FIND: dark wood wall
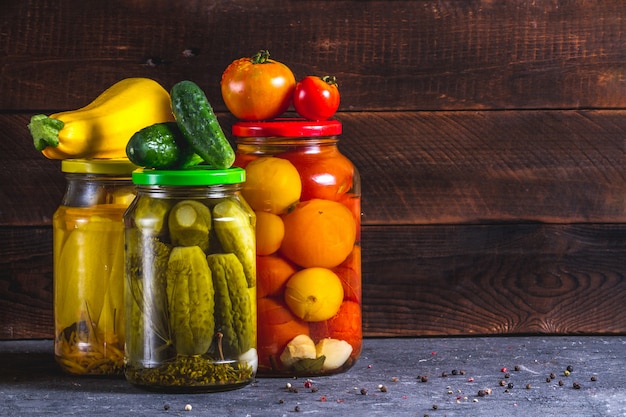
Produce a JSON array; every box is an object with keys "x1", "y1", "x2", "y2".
[{"x1": 1, "y1": 0, "x2": 625, "y2": 339}]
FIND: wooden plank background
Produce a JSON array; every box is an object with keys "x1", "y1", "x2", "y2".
[{"x1": 1, "y1": 0, "x2": 625, "y2": 339}]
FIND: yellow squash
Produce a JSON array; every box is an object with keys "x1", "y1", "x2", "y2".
[{"x1": 29, "y1": 78, "x2": 175, "y2": 159}]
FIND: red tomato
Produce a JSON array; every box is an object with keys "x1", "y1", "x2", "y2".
[
  {"x1": 293, "y1": 75, "x2": 340, "y2": 121},
  {"x1": 221, "y1": 50, "x2": 296, "y2": 121},
  {"x1": 278, "y1": 145, "x2": 353, "y2": 201}
]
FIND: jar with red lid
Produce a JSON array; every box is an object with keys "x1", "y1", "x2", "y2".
[{"x1": 233, "y1": 118, "x2": 361, "y2": 376}]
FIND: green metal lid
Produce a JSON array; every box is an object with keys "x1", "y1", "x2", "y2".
[
  {"x1": 132, "y1": 166, "x2": 246, "y2": 186},
  {"x1": 61, "y1": 158, "x2": 137, "y2": 175}
]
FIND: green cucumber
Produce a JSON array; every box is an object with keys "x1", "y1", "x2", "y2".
[
  {"x1": 170, "y1": 80, "x2": 235, "y2": 169},
  {"x1": 126, "y1": 122, "x2": 203, "y2": 169}
]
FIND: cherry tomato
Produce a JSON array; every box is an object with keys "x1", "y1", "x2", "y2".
[
  {"x1": 293, "y1": 75, "x2": 340, "y2": 121},
  {"x1": 221, "y1": 50, "x2": 296, "y2": 121}
]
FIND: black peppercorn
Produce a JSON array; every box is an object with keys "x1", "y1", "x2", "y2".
[
  {"x1": 441, "y1": 371, "x2": 448, "y2": 377},
  {"x1": 507, "y1": 382, "x2": 514, "y2": 389},
  {"x1": 294, "y1": 405, "x2": 301, "y2": 412},
  {"x1": 514, "y1": 365, "x2": 520, "y2": 371},
  {"x1": 451, "y1": 369, "x2": 458, "y2": 375},
  {"x1": 558, "y1": 380, "x2": 564, "y2": 386},
  {"x1": 550, "y1": 373, "x2": 556, "y2": 379},
  {"x1": 573, "y1": 382, "x2": 581, "y2": 389},
  {"x1": 499, "y1": 380, "x2": 507, "y2": 386},
  {"x1": 360, "y1": 388, "x2": 368, "y2": 395},
  {"x1": 504, "y1": 373, "x2": 511, "y2": 378},
  {"x1": 460, "y1": 370, "x2": 466, "y2": 375},
  {"x1": 432, "y1": 404, "x2": 438, "y2": 410},
  {"x1": 591, "y1": 376, "x2": 597, "y2": 382},
  {"x1": 478, "y1": 389, "x2": 486, "y2": 397},
  {"x1": 525, "y1": 383, "x2": 531, "y2": 389},
  {"x1": 567, "y1": 365, "x2": 574, "y2": 372},
  {"x1": 421, "y1": 375, "x2": 429, "y2": 382}
]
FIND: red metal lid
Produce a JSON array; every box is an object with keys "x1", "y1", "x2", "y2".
[{"x1": 232, "y1": 118, "x2": 342, "y2": 137}]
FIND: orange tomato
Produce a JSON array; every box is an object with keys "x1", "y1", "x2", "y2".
[
  {"x1": 333, "y1": 246, "x2": 361, "y2": 304},
  {"x1": 310, "y1": 301, "x2": 362, "y2": 356},
  {"x1": 221, "y1": 50, "x2": 296, "y2": 121},
  {"x1": 337, "y1": 192, "x2": 361, "y2": 241},
  {"x1": 255, "y1": 211, "x2": 285, "y2": 256},
  {"x1": 256, "y1": 255, "x2": 298, "y2": 298},
  {"x1": 280, "y1": 199, "x2": 356, "y2": 268},
  {"x1": 278, "y1": 147, "x2": 353, "y2": 201},
  {"x1": 257, "y1": 297, "x2": 310, "y2": 370}
]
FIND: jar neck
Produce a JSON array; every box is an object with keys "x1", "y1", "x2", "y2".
[
  {"x1": 135, "y1": 183, "x2": 242, "y2": 199},
  {"x1": 235, "y1": 136, "x2": 339, "y2": 156},
  {"x1": 63, "y1": 173, "x2": 133, "y2": 207}
]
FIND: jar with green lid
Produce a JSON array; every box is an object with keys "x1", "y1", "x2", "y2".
[
  {"x1": 53, "y1": 158, "x2": 137, "y2": 376},
  {"x1": 124, "y1": 167, "x2": 257, "y2": 392},
  {"x1": 233, "y1": 118, "x2": 362, "y2": 377}
]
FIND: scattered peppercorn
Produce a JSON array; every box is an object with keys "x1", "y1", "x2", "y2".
[
  {"x1": 514, "y1": 365, "x2": 521, "y2": 371},
  {"x1": 507, "y1": 382, "x2": 514, "y2": 389},
  {"x1": 441, "y1": 371, "x2": 448, "y2": 377},
  {"x1": 558, "y1": 380, "x2": 564, "y2": 386},
  {"x1": 460, "y1": 370, "x2": 466, "y2": 375},
  {"x1": 504, "y1": 373, "x2": 511, "y2": 378},
  {"x1": 573, "y1": 382, "x2": 581, "y2": 389},
  {"x1": 499, "y1": 380, "x2": 507, "y2": 386},
  {"x1": 452, "y1": 369, "x2": 458, "y2": 375},
  {"x1": 378, "y1": 384, "x2": 388, "y2": 392},
  {"x1": 421, "y1": 375, "x2": 429, "y2": 382},
  {"x1": 564, "y1": 370, "x2": 571, "y2": 377},
  {"x1": 294, "y1": 405, "x2": 301, "y2": 412},
  {"x1": 303, "y1": 379, "x2": 313, "y2": 389},
  {"x1": 184, "y1": 404, "x2": 192, "y2": 411},
  {"x1": 278, "y1": 399, "x2": 285, "y2": 404},
  {"x1": 391, "y1": 376, "x2": 399, "y2": 382},
  {"x1": 163, "y1": 404, "x2": 170, "y2": 411},
  {"x1": 501, "y1": 367, "x2": 507, "y2": 373},
  {"x1": 526, "y1": 383, "x2": 532, "y2": 389},
  {"x1": 478, "y1": 389, "x2": 486, "y2": 397},
  {"x1": 432, "y1": 404, "x2": 438, "y2": 410},
  {"x1": 567, "y1": 365, "x2": 574, "y2": 372},
  {"x1": 591, "y1": 376, "x2": 597, "y2": 382},
  {"x1": 311, "y1": 386, "x2": 319, "y2": 393},
  {"x1": 360, "y1": 388, "x2": 368, "y2": 395}
]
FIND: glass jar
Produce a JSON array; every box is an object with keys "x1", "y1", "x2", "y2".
[
  {"x1": 233, "y1": 118, "x2": 362, "y2": 377},
  {"x1": 53, "y1": 158, "x2": 137, "y2": 376},
  {"x1": 124, "y1": 167, "x2": 257, "y2": 392}
]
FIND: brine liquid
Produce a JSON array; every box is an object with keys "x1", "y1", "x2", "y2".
[{"x1": 53, "y1": 204, "x2": 128, "y2": 376}]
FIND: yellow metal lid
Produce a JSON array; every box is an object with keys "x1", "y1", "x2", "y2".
[{"x1": 61, "y1": 159, "x2": 138, "y2": 175}]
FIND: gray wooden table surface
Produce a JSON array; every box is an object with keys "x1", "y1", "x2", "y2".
[{"x1": 2, "y1": 336, "x2": 625, "y2": 417}]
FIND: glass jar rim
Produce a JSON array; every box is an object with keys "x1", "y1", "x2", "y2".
[
  {"x1": 232, "y1": 118, "x2": 342, "y2": 137},
  {"x1": 131, "y1": 166, "x2": 245, "y2": 186}
]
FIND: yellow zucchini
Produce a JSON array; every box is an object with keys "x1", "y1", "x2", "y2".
[{"x1": 28, "y1": 78, "x2": 175, "y2": 159}]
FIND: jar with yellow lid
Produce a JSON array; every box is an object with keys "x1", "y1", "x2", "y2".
[
  {"x1": 233, "y1": 119, "x2": 362, "y2": 377},
  {"x1": 123, "y1": 167, "x2": 257, "y2": 392},
  {"x1": 52, "y1": 158, "x2": 136, "y2": 376}
]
